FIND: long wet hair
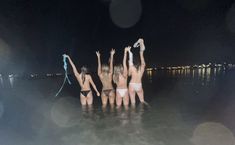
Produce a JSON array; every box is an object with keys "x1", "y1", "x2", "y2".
[
  {"x1": 133, "y1": 58, "x2": 141, "y2": 71},
  {"x1": 81, "y1": 66, "x2": 88, "y2": 84},
  {"x1": 113, "y1": 64, "x2": 124, "y2": 84},
  {"x1": 101, "y1": 64, "x2": 110, "y2": 75}
]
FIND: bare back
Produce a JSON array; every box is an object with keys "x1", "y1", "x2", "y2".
[
  {"x1": 99, "y1": 73, "x2": 113, "y2": 89},
  {"x1": 129, "y1": 65, "x2": 145, "y2": 83},
  {"x1": 75, "y1": 74, "x2": 92, "y2": 90}
]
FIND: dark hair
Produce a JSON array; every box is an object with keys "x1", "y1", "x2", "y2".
[
  {"x1": 133, "y1": 58, "x2": 141, "y2": 71},
  {"x1": 81, "y1": 66, "x2": 88, "y2": 84}
]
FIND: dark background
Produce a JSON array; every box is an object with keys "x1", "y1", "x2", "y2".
[{"x1": 0, "y1": 0, "x2": 235, "y2": 73}]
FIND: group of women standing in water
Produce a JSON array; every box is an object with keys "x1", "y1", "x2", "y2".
[{"x1": 64, "y1": 38, "x2": 147, "y2": 108}]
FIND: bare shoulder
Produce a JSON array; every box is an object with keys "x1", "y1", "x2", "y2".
[
  {"x1": 87, "y1": 74, "x2": 92, "y2": 80},
  {"x1": 99, "y1": 73, "x2": 103, "y2": 78}
]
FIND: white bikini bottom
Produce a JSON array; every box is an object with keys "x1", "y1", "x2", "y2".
[
  {"x1": 116, "y1": 88, "x2": 128, "y2": 97},
  {"x1": 129, "y1": 83, "x2": 142, "y2": 91}
]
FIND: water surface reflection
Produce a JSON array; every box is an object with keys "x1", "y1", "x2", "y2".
[{"x1": 0, "y1": 68, "x2": 234, "y2": 145}]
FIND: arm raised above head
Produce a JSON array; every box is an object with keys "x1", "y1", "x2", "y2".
[
  {"x1": 96, "y1": 51, "x2": 102, "y2": 76},
  {"x1": 140, "y1": 51, "x2": 146, "y2": 73},
  {"x1": 123, "y1": 46, "x2": 131, "y2": 77},
  {"x1": 128, "y1": 48, "x2": 134, "y2": 76},
  {"x1": 139, "y1": 39, "x2": 146, "y2": 73},
  {"x1": 65, "y1": 55, "x2": 80, "y2": 76},
  {"x1": 109, "y1": 48, "x2": 115, "y2": 75}
]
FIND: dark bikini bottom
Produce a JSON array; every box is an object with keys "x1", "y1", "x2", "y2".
[
  {"x1": 102, "y1": 89, "x2": 114, "y2": 97},
  {"x1": 80, "y1": 90, "x2": 91, "y2": 97}
]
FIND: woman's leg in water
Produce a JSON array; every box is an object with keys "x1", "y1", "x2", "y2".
[
  {"x1": 101, "y1": 92, "x2": 108, "y2": 108},
  {"x1": 116, "y1": 91, "x2": 122, "y2": 108},
  {"x1": 86, "y1": 93, "x2": 93, "y2": 105},
  {"x1": 123, "y1": 91, "x2": 129, "y2": 109},
  {"x1": 109, "y1": 90, "x2": 115, "y2": 107},
  {"x1": 129, "y1": 85, "x2": 136, "y2": 106},
  {"x1": 136, "y1": 88, "x2": 145, "y2": 103},
  {"x1": 80, "y1": 94, "x2": 87, "y2": 105}
]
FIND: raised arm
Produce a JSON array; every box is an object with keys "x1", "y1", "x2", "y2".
[
  {"x1": 128, "y1": 48, "x2": 134, "y2": 76},
  {"x1": 139, "y1": 39, "x2": 146, "y2": 73},
  {"x1": 123, "y1": 46, "x2": 130, "y2": 77},
  {"x1": 96, "y1": 51, "x2": 102, "y2": 76},
  {"x1": 89, "y1": 75, "x2": 100, "y2": 96},
  {"x1": 109, "y1": 48, "x2": 115, "y2": 75},
  {"x1": 65, "y1": 55, "x2": 80, "y2": 76}
]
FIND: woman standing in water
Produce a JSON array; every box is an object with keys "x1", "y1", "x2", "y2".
[
  {"x1": 65, "y1": 55, "x2": 100, "y2": 105},
  {"x1": 128, "y1": 38, "x2": 148, "y2": 106},
  {"x1": 113, "y1": 46, "x2": 130, "y2": 108},
  {"x1": 96, "y1": 49, "x2": 115, "y2": 108}
]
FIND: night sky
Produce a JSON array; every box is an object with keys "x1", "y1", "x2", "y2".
[{"x1": 0, "y1": 0, "x2": 235, "y2": 73}]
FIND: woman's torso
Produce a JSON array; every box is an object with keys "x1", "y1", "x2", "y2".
[
  {"x1": 130, "y1": 69, "x2": 143, "y2": 83},
  {"x1": 116, "y1": 74, "x2": 127, "y2": 89},
  {"x1": 100, "y1": 74, "x2": 113, "y2": 90},
  {"x1": 76, "y1": 74, "x2": 91, "y2": 91}
]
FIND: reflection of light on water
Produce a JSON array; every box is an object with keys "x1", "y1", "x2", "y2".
[
  {"x1": 183, "y1": 69, "x2": 186, "y2": 76},
  {"x1": 214, "y1": 68, "x2": 217, "y2": 76},
  {"x1": 191, "y1": 122, "x2": 235, "y2": 145},
  {"x1": 177, "y1": 70, "x2": 181, "y2": 76},
  {"x1": 198, "y1": 69, "x2": 202, "y2": 79},
  {"x1": 192, "y1": 69, "x2": 195, "y2": 78},
  {"x1": 206, "y1": 68, "x2": 211, "y2": 82},
  {"x1": 201, "y1": 68, "x2": 205, "y2": 80},
  {"x1": 9, "y1": 74, "x2": 14, "y2": 88},
  {"x1": 152, "y1": 67, "x2": 226, "y2": 85},
  {"x1": 147, "y1": 70, "x2": 152, "y2": 77},
  {"x1": 186, "y1": 69, "x2": 190, "y2": 77},
  {"x1": 218, "y1": 67, "x2": 222, "y2": 75},
  {"x1": 172, "y1": 70, "x2": 176, "y2": 76},
  {"x1": 146, "y1": 70, "x2": 153, "y2": 82}
]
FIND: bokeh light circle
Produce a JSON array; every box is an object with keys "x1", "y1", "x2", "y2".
[
  {"x1": 109, "y1": 0, "x2": 142, "y2": 28},
  {"x1": 191, "y1": 122, "x2": 235, "y2": 145},
  {"x1": 51, "y1": 97, "x2": 81, "y2": 128},
  {"x1": 177, "y1": 0, "x2": 210, "y2": 11},
  {"x1": 226, "y1": 3, "x2": 235, "y2": 33}
]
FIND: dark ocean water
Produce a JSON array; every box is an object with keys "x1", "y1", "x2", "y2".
[{"x1": 0, "y1": 68, "x2": 235, "y2": 145}]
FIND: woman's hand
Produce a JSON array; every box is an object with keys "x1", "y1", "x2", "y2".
[
  {"x1": 63, "y1": 54, "x2": 70, "y2": 59},
  {"x1": 125, "y1": 46, "x2": 131, "y2": 52},
  {"x1": 138, "y1": 38, "x2": 144, "y2": 44},
  {"x1": 96, "y1": 51, "x2": 100, "y2": 57},
  {"x1": 96, "y1": 92, "x2": 100, "y2": 97},
  {"x1": 110, "y1": 48, "x2": 115, "y2": 55}
]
